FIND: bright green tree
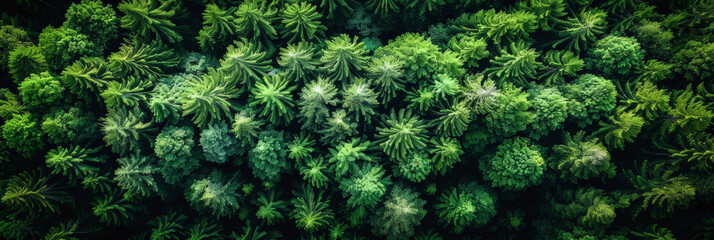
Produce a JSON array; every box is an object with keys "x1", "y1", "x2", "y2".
[
  {"x1": 320, "y1": 34, "x2": 369, "y2": 81},
  {"x1": 118, "y1": 0, "x2": 184, "y2": 43},
  {"x1": 249, "y1": 75, "x2": 297, "y2": 125},
  {"x1": 280, "y1": 2, "x2": 326, "y2": 43},
  {"x1": 553, "y1": 131, "x2": 615, "y2": 182},
  {"x1": 179, "y1": 69, "x2": 240, "y2": 128},
  {"x1": 108, "y1": 41, "x2": 179, "y2": 79},
  {"x1": 7, "y1": 45, "x2": 47, "y2": 84},
  {"x1": 339, "y1": 163, "x2": 392, "y2": 208},
  {"x1": 434, "y1": 183, "x2": 497, "y2": 233},
  {"x1": 18, "y1": 72, "x2": 64, "y2": 109},
  {"x1": 480, "y1": 137, "x2": 545, "y2": 191},
  {"x1": 376, "y1": 109, "x2": 429, "y2": 160},
  {"x1": 101, "y1": 107, "x2": 151, "y2": 155},
  {"x1": 1, "y1": 113, "x2": 44, "y2": 158},
  {"x1": 369, "y1": 186, "x2": 427, "y2": 240}
]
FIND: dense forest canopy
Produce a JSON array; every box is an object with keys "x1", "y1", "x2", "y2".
[{"x1": 1, "y1": 0, "x2": 713, "y2": 239}]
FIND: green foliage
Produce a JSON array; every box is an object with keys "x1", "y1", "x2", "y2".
[
  {"x1": 219, "y1": 40, "x2": 271, "y2": 88},
  {"x1": 529, "y1": 87, "x2": 569, "y2": 139},
  {"x1": 200, "y1": 122, "x2": 238, "y2": 164},
  {"x1": 430, "y1": 102, "x2": 471, "y2": 137},
  {"x1": 319, "y1": 110, "x2": 357, "y2": 145},
  {"x1": 109, "y1": 41, "x2": 179, "y2": 79},
  {"x1": 280, "y1": 2, "x2": 326, "y2": 43},
  {"x1": 434, "y1": 184, "x2": 497, "y2": 233},
  {"x1": 155, "y1": 126, "x2": 199, "y2": 184},
  {"x1": 101, "y1": 107, "x2": 151, "y2": 155},
  {"x1": 62, "y1": 0, "x2": 119, "y2": 47},
  {"x1": 553, "y1": 131, "x2": 614, "y2": 182},
  {"x1": 635, "y1": 20, "x2": 673, "y2": 60},
  {"x1": 299, "y1": 157, "x2": 330, "y2": 188},
  {"x1": 253, "y1": 190, "x2": 289, "y2": 225},
  {"x1": 320, "y1": 34, "x2": 368, "y2": 81},
  {"x1": 61, "y1": 58, "x2": 114, "y2": 100},
  {"x1": 101, "y1": 76, "x2": 153, "y2": 110},
  {"x1": 595, "y1": 108, "x2": 644, "y2": 150},
  {"x1": 197, "y1": 4, "x2": 237, "y2": 52},
  {"x1": 91, "y1": 192, "x2": 136, "y2": 225},
  {"x1": 484, "y1": 84, "x2": 534, "y2": 138},
  {"x1": 374, "y1": 33, "x2": 461, "y2": 81},
  {"x1": 339, "y1": 163, "x2": 392, "y2": 208},
  {"x1": 278, "y1": 42, "x2": 318, "y2": 83},
  {"x1": 626, "y1": 161, "x2": 696, "y2": 218},
  {"x1": 365, "y1": 0, "x2": 399, "y2": 17},
  {"x1": 114, "y1": 153, "x2": 160, "y2": 198},
  {"x1": 431, "y1": 73, "x2": 460, "y2": 102},
  {"x1": 631, "y1": 224, "x2": 676, "y2": 240},
  {"x1": 458, "y1": 74, "x2": 500, "y2": 115},
  {"x1": 481, "y1": 137, "x2": 545, "y2": 191},
  {"x1": 429, "y1": 137, "x2": 464, "y2": 175},
  {"x1": 447, "y1": 34, "x2": 489, "y2": 68},
  {"x1": 668, "y1": 132, "x2": 714, "y2": 171},
  {"x1": 0, "y1": 25, "x2": 32, "y2": 71},
  {"x1": 370, "y1": 186, "x2": 427, "y2": 240},
  {"x1": 666, "y1": 85, "x2": 713, "y2": 135},
  {"x1": 552, "y1": 188, "x2": 617, "y2": 229},
  {"x1": 328, "y1": 137, "x2": 375, "y2": 179},
  {"x1": 396, "y1": 151, "x2": 432, "y2": 183},
  {"x1": 249, "y1": 74, "x2": 297, "y2": 125},
  {"x1": 298, "y1": 77, "x2": 338, "y2": 131},
  {"x1": 179, "y1": 69, "x2": 240, "y2": 128},
  {"x1": 148, "y1": 211, "x2": 187, "y2": 240},
  {"x1": 45, "y1": 146, "x2": 105, "y2": 183},
  {"x1": 586, "y1": 35, "x2": 644, "y2": 77},
  {"x1": 2, "y1": 113, "x2": 44, "y2": 158},
  {"x1": 0, "y1": 89, "x2": 24, "y2": 121},
  {"x1": 231, "y1": 110, "x2": 264, "y2": 150},
  {"x1": 38, "y1": 26, "x2": 100, "y2": 70},
  {"x1": 551, "y1": 8, "x2": 607, "y2": 53},
  {"x1": 288, "y1": 133, "x2": 315, "y2": 162},
  {"x1": 44, "y1": 222, "x2": 80, "y2": 240},
  {"x1": 7, "y1": 45, "x2": 48, "y2": 84},
  {"x1": 376, "y1": 109, "x2": 429, "y2": 160},
  {"x1": 235, "y1": 1, "x2": 277, "y2": 44},
  {"x1": 672, "y1": 40, "x2": 714, "y2": 81},
  {"x1": 518, "y1": 0, "x2": 566, "y2": 31},
  {"x1": 18, "y1": 72, "x2": 64, "y2": 109},
  {"x1": 118, "y1": 0, "x2": 184, "y2": 43},
  {"x1": 342, "y1": 79, "x2": 378, "y2": 124},
  {"x1": 186, "y1": 218, "x2": 223, "y2": 240},
  {"x1": 637, "y1": 60, "x2": 673, "y2": 83},
  {"x1": 290, "y1": 185, "x2": 334, "y2": 232},
  {"x1": 1, "y1": 171, "x2": 70, "y2": 214},
  {"x1": 625, "y1": 81, "x2": 671, "y2": 121},
  {"x1": 486, "y1": 41, "x2": 543, "y2": 87},
  {"x1": 149, "y1": 76, "x2": 185, "y2": 124},
  {"x1": 641, "y1": 176, "x2": 696, "y2": 214},
  {"x1": 181, "y1": 53, "x2": 218, "y2": 74},
  {"x1": 563, "y1": 74, "x2": 617, "y2": 127},
  {"x1": 406, "y1": 85, "x2": 436, "y2": 112},
  {"x1": 248, "y1": 130, "x2": 289, "y2": 182},
  {"x1": 186, "y1": 170, "x2": 242, "y2": 218},
  {"x1": 366, "y1": 55, "x2": 405, "y2": 104},
  {"x1": 538, "y1": 50, "x2": 584, "y2": 85},
  {"x1": 460, "y1": 9, "x2": 538, "y2": 44},
  {"x1": 401, "y1": 0, "x2": 444, "y2": 16}
]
